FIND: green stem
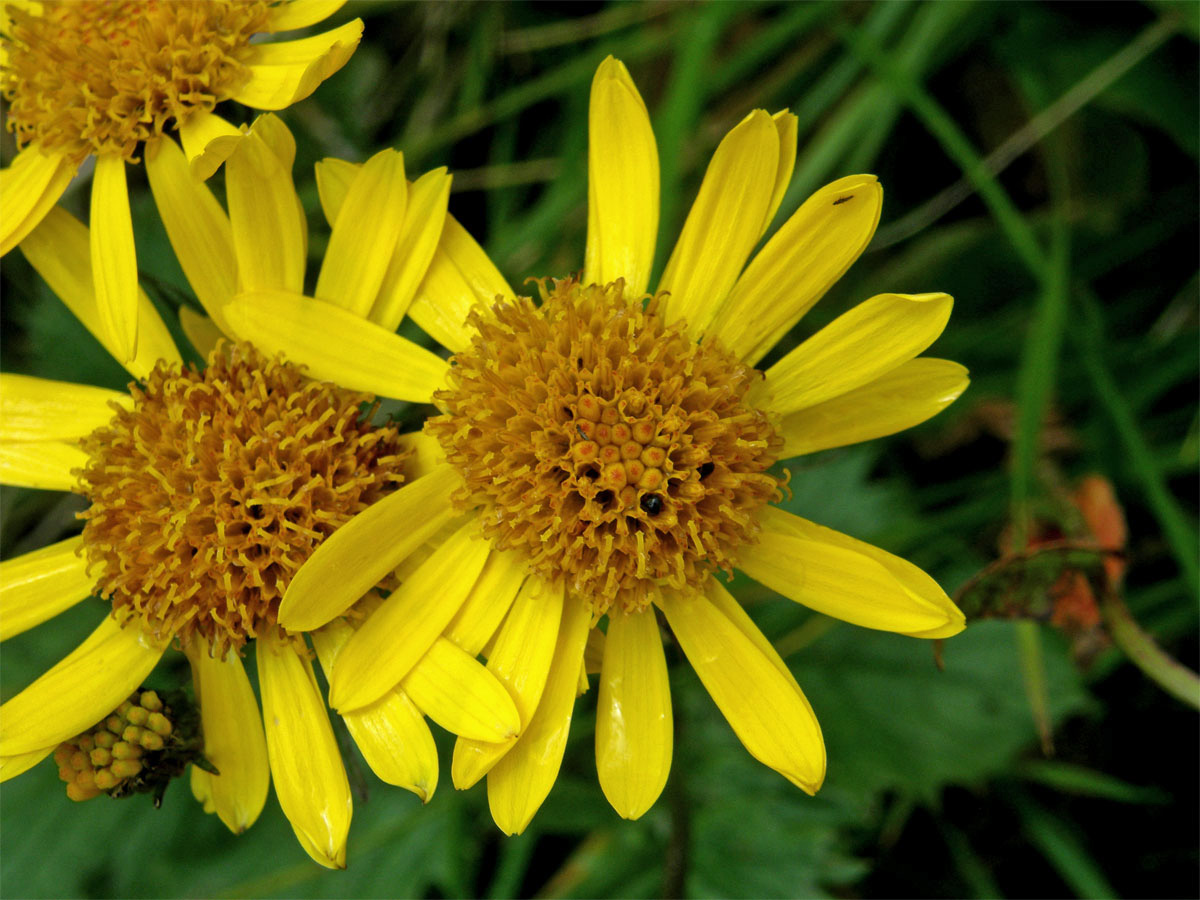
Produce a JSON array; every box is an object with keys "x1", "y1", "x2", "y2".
[{"x1": 1102, "y1": 589, "x2": 1200, "y2": 711}]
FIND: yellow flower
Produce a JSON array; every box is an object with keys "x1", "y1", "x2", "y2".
[
  {"x1": 252, "y1": 56, "x2": 972, "y2": 835},
  {"x1": 0, "y1": 0, "x2": 362, "y2": 363},
  {"x1": 0, "y1": 117, "x2": 518, "y2": 868},
  {"x1": 242, "y1": 55, "x2": 972, "y2": 830}
]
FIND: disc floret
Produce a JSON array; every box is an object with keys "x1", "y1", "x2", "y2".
[
  {"x1": 78, "y1": 343, "x2": 410, "y2": 657},
  {"x1": 428, "y1": 279, "x2": 784, "y2": 614}
]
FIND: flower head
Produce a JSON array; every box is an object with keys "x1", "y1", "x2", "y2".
[
  {"x1": 1, "y1": 0, "x2": 362, "y2": 363},
  {"x1": 0, "y1": 116, "x2": 516, "y2": 867},
  {"x1": 266, "y1": 57, "x2": 971, "y2": 834}
]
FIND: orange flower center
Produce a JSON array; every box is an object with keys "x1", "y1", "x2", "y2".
[
  {"x1": 2, "y1": 0, "x2": 271, "y2": 162},
  {"x1": 427, "y1": 279, "x2": 784, "y2": 615},
  {"x1": 77, "y1": 343, "x2": 410, "y2": 657}
]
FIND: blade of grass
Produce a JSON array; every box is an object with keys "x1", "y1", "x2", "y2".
[
  {"x1": 940, "y1": 821, "x2": 1005, "y2": 899},
  {"x1": 487, "y1": 832, "x2": 537, "y2": 900},
  {"x1": 1010, "y1": 791, "x2": 1119, "y2": 900},
  {"x1": 1015, "y1": 760, "x2": 1170, "y2": 805}
]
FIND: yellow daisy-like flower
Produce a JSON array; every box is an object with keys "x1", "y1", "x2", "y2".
[
  {"x1": 0, "y1": 117, "x2": 520, "y2": 868},
  {"x1": 0, "y1": 0, "x2": 362, "y2": 364},
  {"x1": 247, "y1": 57, "x2": 971, "y2": 835}
]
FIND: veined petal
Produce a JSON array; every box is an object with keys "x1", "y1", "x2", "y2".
[
  {"x1": 227, "y1": 130, "x2": 304, "y2": 294},
  {"x1": 0, "y1": 536, "x2": 94, "y2": 641},
  {"x1": 90, "y1": 155, "x2": 139, "y2": 363},
  {"x1": 740, "y1": 507, "x2": 965, "y2": 638},
  {"x1": 596, "y1": 607, "x2": 672, "y2": 820},
  {"x1": 658, "y1": 584, "x2": 825, "y2": 793},
  {"x1": 764, "y1": 110, "x2": 798, "y2": 234},
  {"x1": 410, "y1": 215, "x2": 512, "y2": 352},
  {"x1": 329, "y1": 519, "x2": 489, "y2": 712},
  {"x1": 369, "y1": 168, "x2": 453, "y2": 331},
  {"x1": 256, "y1": 632, "x2": 350, "y2": 869},
  {"x1": 402, "y1": 638, "x2": 520, "y2": 742},
  {"x1": 178, "y1": 307, "x2": 225, "y2": 359},
  {"x1": 658, "y1": 110, "x2": 781, "y2": 341},
  {"x1": 0, "y1": 615, "x2": 166, "y2": 756},
  {"x1": 223, "y1": 290, "x2": 449, "y2": 403},
  {"x1": 445, "y1": 548, "x2": 527, "y2": 656},
  {"x1": 185, "y1": 638, "x2": 269, "y2": 834},
  {"x1": 709, "y1": 175, "x2": 882, "y2": 365},
  {"x1": 779, "y1": 358, "x2": 969, "y2": 458},
  {"x1": 233, "y1": 19, "x2": 363, "y2": 110},
  {"x1": 144, "y1": 138, "x2": 237, "y2": 331},
  {"x1": 20, "y1": 207, "x2": 181, "y2": 379},
  {"x1": 0, "y1": 441, "x2": 89, "y2": 491},
  {"x1": 764, "y1": 293, "x2": 954, "y2": 416},
  {"x1": 315, "y1": 157, "x2": 359, "y2": 226},
  {"x1": 191, "y1": 766, "x2": 217, "y2": 813},
  {"x1": 267, "y1": 0, "x2": 347, "y2": 31},
  {"x1": 315, "y1": 149, "x2": 408, "y2": 317},
  {"x1": 451, "y1": 576, "x2": 563, "y2": 790},
  {"x1": 0, "y1": 373, "x2": 127, "y2": 442},
  {"x1": 178, "y1": 111, "x2": 242, "y2": 181},
  {"x1": 0, "y1": 746, "x2": 54, "y2": 783},
  {"x1": 313, "y1": 620, "x2": 438, "y2": 802},
  {"x1": 0, "y1": 145, "x2": 75, "y2": 255},
  {"x1": 279, "y1": 465, "x2": 460, "y2": 631},
  {"x1": 486, "y1": 594, "x2": 590, "y2": 836},
  {"x1": 583, "y1": 56, "x2": 658, "y2": 297}
]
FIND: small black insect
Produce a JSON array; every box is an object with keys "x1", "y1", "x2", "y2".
[
  {"x1": 698, "y1": 461, "x2": 715, "y2": 480},
  {"x1": 576, "y1": 425, "x2": 589, "y2": 441},
  {"x1": 640, "y1": 493, "x2": 664, "y2": 516},
  {"x1": 833, "y1": 195, "x2": 853, "y2": 206}
]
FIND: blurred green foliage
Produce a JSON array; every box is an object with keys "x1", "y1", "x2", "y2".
[{"x1": 2, "y1": 1, "x2": 1197, "y2": 897}]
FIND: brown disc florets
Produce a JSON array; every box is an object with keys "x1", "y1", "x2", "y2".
[
  {"x1": 427, "y1": 279, "x2": 784, "y2": 615},
  {"x1": 78, "y1": 343, "x2": 410, "y2": 657},
  {"x1": 2, "y1": 0, "x2": 271, "y2": 162}
]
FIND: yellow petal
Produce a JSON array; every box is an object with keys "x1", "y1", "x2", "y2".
[
  {"x1": 764, "y1": 110, "x2": 798, "y2": 234},
  {"x1": 0, "y1": 746, "x2": 54, "y2": 783},
  {"x1": 279, "y1": 465, "x2": 460, "y2": 631},
  {"x1": 583, "y1": 56, "x2": 658, "y2": 297},
  {"x1": 708, "y1": 174, "x2": 882, "y2": 365},
  {"x1": 222, "y1": 289, "x2": 449, "y2": 403},
  {"x1": 0, "y1": 616, "x2": 166, "y2": 756},
  {"x1": 401, "y1": 638, "x2": 520, "y2": 742},
  {"x1": 312, "y1": 620, "x2": 438, "y2": 802},
  {"x1": 226, "y1": 130, "x2": 304, "y2": 294},
  {"x1": 178, "y1": 307, "x2": 225, "y2": 359},
  {"x1": 186, "y1": 638, "x2": 270, "y2": 834},
  {"x1": 740, "y1": 507, "x2": 966, "y2": 638},
  {"x1": 178, "y1": 111, "x2": 243, "y2": 181},
  {"x1": 315, "y1": 149, "x2": 408, "y2": 317},
  {"x1": 764, "y1": 292, "x2": 954, "y2": 416},
  {"x1": 90, "y1": 155, "x2": 139, "y2": 363},
  {"x1": 0, "y1": 373, "x2": 127, "y2": 442},
  {"x1": 444, "y1": 546, "x2": 527, "y2": 657},
  {"x1": 779, "y1": 358, "x2": 969, "y2": 458},
  {"x1": 369, "y1": 168, "x2": 453, "y2": 331},
  {"x1": 0, "y1": 146, "x2": 75, "y2": 255},
  {"x1": 584, "y1": 627, "x2": 606, "y2": 675},
  {"x1": 0, "y1": 441, "x2": 88, "y2": 491},
  {"x1": 410, "y1": 214, "x2": 512, "y2": 352},
  {"x1": 315, "y1": 157, "x2": 359, "y2": 226},
  {"x1": 595, "y1": 607, "x2": 672, "y2": 820},
  {"x1": 396, "y1": 430, "x2": 444, "y2": 479},
  {"x1": 267, "y1": 0, "x2": 347, "y2": 31},
  {"x1": 658, "y1": 110, "x2": 781, "y2": 340},
  {"x1": 486, "y1": 595, "x2": 590, "y2": 836},
  {"x1": 451, "y1": 576, "x2": 563, "y2": 790},
  {"x1": 191, "y1": 765, "x2": 217, "y2": 813},
  {"x1": 256, "y1": 631, "x2": 351, "y2": 870},
  {"x1": 144, "y1": 138, "x2": 237, "y2": 331},
  {"x1": 658, "y1": 584, "x2": 825, "y2": 793},
  {"x1": 19, "y1": 207, "x2": 181, "y2": 379},
  {"x1": 233, "y1": 19, "x2": 363, "y2": 110},
  {"x1": 329, "y1": 519, "x2": 489, "y2": 712},
  {"x1": 0, "y1": 536, "x2": 93, "y2": 641}
]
